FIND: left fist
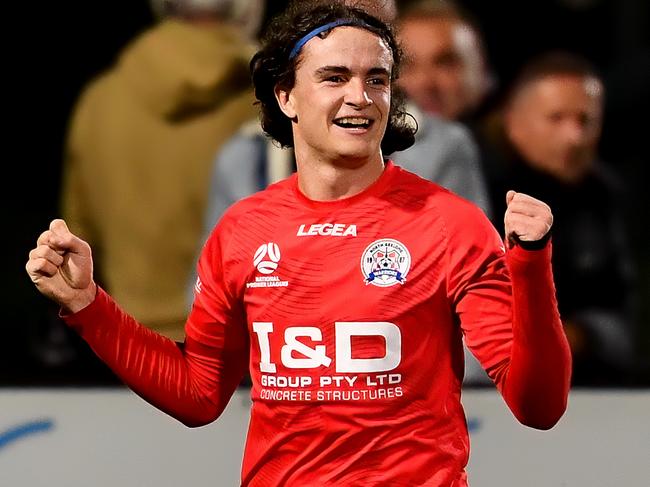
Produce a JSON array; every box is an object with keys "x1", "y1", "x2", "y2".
[{"x1": 504, "y1": 190, "x2": 553, "y2": 246}]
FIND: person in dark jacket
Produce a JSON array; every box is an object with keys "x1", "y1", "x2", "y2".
[{"x1": 478, "y1": 51, "x2": 638, "y2": 385}]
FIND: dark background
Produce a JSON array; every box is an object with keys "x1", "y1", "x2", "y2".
[{"x1": 4, "y1": 0, "x2": 649, "y2": 385}]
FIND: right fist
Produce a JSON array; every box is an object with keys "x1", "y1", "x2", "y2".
[{"x1": 26, "y1": 219, "x2": 96, "y2": 314}]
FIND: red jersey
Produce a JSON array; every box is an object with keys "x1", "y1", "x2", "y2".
[{"x1": 65, "y1": 161, "x2": 571, "y2": 486}]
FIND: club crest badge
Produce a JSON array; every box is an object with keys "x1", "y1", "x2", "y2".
[{"x1": 360, "y1": 239, "x2": 411, "y2": 287}]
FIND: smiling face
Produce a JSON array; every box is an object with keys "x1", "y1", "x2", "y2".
[{"x1": 275, "y1": 26, "x2": 393, "y2": 168}]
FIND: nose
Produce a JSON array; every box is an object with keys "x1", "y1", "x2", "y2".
[
  {"x1": 345, "y1": 78, "x2": 373, "y2": 108},
  {"x1": 563, "y1": 120, "x2": 587, "y2": 145}
]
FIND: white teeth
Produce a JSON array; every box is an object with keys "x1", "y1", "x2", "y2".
[{"x1": 336, "y1": 117, "x2": 370, "y2": 125}]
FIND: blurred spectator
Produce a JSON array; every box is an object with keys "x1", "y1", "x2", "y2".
[
  {"x1": 396, "y1": 0, "x2": 493, "y2": 123},
  {"x1": 478, "y1": 51, "x2": 638, "y2": 385},
  {"x1": 393, "y1": 0, "x2": 495, "y2": 214},
  {"x1": 61, "y1": 0, "x2": 263, "y2": 342},
  {"x1": 394, "y1": 0, "x2": 493, "y2": 218}
]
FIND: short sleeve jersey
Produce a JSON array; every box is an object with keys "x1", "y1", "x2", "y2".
[{"x1": 187, "y1": 160, "x2": 512, "y2": 486}]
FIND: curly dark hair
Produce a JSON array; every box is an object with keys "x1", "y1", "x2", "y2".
[{"x1": 250, "y1": 0, "x2": 416, "y2": 156}]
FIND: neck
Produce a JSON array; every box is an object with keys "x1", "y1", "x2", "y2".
[{"x1": 294, "y1": 149, "x2": 385, "y2": 201}]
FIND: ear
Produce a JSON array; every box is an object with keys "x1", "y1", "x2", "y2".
[{"x1": 274, "y1": 85, "x2": 297, "y2": 119}]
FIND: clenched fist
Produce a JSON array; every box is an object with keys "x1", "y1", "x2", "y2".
[
  {"x1": 26, "y1": 219, "x2": 96, "y2": 314},
  {"x1": 504, "y1": 190, "x2": 553, "y2": 248}
]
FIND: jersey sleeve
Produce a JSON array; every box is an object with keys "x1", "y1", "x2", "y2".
[
  {"x1": 444, "y1": 201, "x2": 511, "y2": 377},
  {"x1": 445, "y1": 201, "x2": 571, "y2": 429},
  {"x1": 62, "y1": 217, "x2": 248, "y2": 427},
  {"x1": 186, "y1": 214, "x2": 249, "y2": 365}
]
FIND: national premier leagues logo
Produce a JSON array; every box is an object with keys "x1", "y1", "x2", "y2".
[
  {"x1": 254, "y1": 242, "x2": 281, "y2": 274},
  {"x1": 247, "y1": 242, "x2": 289, "y2": 289},
  {"x1": 361, "y1": 239, "x2": 411, "y2": 287}
]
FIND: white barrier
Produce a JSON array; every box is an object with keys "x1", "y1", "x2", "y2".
[{"x1": 1, "y1": 388, "x2": 648, "y2": 486}]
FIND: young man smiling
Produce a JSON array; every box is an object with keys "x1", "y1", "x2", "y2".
[
  {"x1": 26, "y1": 2, "x2": 571, "y2": 485},
  {"x1": 275, "y1": 25, "x2": 391, "y2": 171}
]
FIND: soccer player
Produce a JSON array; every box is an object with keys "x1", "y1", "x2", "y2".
[{"x1": 26, "y1": 2, "x2": 571, "y2": 485}]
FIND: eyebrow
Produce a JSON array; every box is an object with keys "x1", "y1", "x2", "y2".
[{"x1": 314, "y1": 66, "x2": 391, "y2": 78}]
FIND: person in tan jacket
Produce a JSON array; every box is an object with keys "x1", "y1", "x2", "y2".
[{"x1": 62, "y1": 0, "x2": 262, "y2": 340}]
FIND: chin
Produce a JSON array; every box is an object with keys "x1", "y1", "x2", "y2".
[{"x1": 336, "y1": 146, "x2": 377, "y2": 163}]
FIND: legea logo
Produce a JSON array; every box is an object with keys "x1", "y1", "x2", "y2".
[{"x1": 254, "y1": 242, "x2": 281, "y2": 274}]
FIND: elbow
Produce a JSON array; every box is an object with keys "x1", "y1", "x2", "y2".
[
  {"x1": 176, "y1": 402, "x2": 226, "y2": 428},
  {"x1": 514, "y1": 397, "x2": 569, "y2": 431},
  {"x1": 518, "y1": 413, "x2": 563, "y2": 431},
  {"x1": 179, "y1": 410, "x2": 222, "y2": 428},
  {"x1": 181, "y1": 419, "x2": 214, "y2": 428}
]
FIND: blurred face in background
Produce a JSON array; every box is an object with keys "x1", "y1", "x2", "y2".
[
  {"x1": 504, "y1": 74, "x2": 604, "y2": 184},
  {"x1": 397, "y1": 16, "x2": 487, "y2": 120}
]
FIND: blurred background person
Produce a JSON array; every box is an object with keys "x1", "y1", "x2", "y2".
[
  {"x1": 396, "y1": 0, "x2": 493, "y2": 124},
  {"x1": 60, "y1": 0, "x2": 263, "y2": 346},
  {"x1": 478, "y1": 51, "x2": 638, "y2": 385},
  {"x1": 393, "y1": 0, "x2": 492, "y2": 218}
]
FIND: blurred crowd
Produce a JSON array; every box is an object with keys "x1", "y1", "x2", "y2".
[{"x1": 4, "y1": 0, "x2": 649, "y2": 387}]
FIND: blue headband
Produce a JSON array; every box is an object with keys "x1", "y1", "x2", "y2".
[{"x1": 289, "y1": 19, "x2": 374, "y2": 60}]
